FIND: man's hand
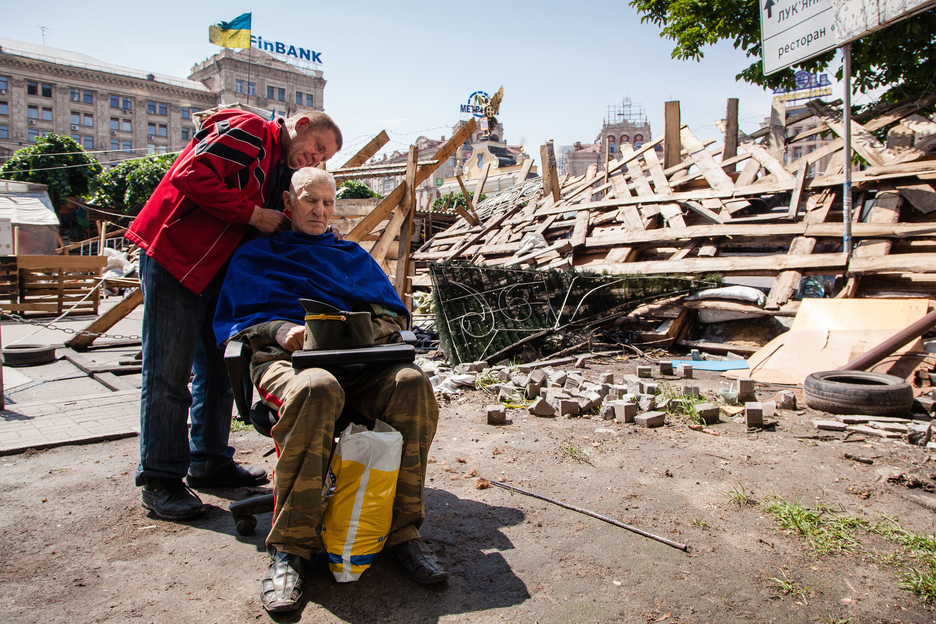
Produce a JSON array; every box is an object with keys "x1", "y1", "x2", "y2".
[
  {"x1": 275, "y1": 322, "x2": 305, "y2": 352},
  {"x1": 329, "y1": 224, "x2": 344, "y2": 241},
  {"x1": 249, "y1": 207, "x2": 290, "y2": 235}
]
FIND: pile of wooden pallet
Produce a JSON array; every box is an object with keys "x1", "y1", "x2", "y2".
[{"x1": 413, "y1": 95, "x2": 936, "y2": 309}]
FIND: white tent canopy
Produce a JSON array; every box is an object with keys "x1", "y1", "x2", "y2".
[{"x1": 0, "y1": 180, "x2": 61, "y2": 254}]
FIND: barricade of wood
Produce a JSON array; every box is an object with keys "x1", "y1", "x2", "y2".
[
  {"x1": 414, "y1": 95, "x2": 936, "y2": 306},
  {"x1": 0, "y1": 256, "x2": 106, "y2": 317}
]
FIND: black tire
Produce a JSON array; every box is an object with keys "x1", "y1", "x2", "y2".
[
  {"x1": 803, "y1": 370, "x2": 913, "y2": 416},
  {"x1": 2, "y1": 344, "x2": 57, "y2": 367},
  {"x1": 235, "y1": 516, "x2": 257, "y2": 536}
]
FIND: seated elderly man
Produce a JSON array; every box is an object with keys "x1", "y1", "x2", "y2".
[{"x1": 213, "y1": 167, "x2": 446, "y2": 613}]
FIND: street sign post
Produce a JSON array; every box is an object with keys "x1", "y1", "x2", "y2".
[{"x1": 760, "y1": 0, "x2": 837, "y2": 75}]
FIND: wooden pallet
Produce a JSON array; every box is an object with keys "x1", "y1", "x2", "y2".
[{"x1": 0, "y1": 256, "x2": 106, "y2": 317}]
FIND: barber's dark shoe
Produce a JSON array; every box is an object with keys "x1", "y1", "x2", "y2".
[
  {"x1": 261, "y1": 548, "x2": 304, "y2": 612},
  {"x1": 387, "y1": 539, "x2": 449, "y2": 585},
  {"x1": 186, "y1": 462, "x2": 269, "y2": 488},
  {"x1": 141, "y1": 478, "x2": 205, "y2": 520}
]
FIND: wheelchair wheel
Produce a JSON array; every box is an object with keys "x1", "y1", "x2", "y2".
[{"x1": 235, "y1": 515, "x2": 258, "y2": 536}]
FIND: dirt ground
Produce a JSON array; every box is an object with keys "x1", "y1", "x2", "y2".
[{"x1": 2, "y1": 354, "x2": 936, "y2": 624}]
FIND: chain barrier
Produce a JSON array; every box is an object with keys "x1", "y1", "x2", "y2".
[{"x1": 1, "y1": 311, "x2": 141, "y2": 341}]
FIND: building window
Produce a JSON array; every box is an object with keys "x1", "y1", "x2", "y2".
[
  {"x1": 110, "y1": 95, "x2": 120, "y2": 108},
  {"x1": 29, "y1": 128, "x2": 39, "y2": 141},
  {"x1": 70, "y1": 134, "x2": 81, "y2": 142},
  {"x1": 148, "y1": 144, "x2": 156, "y2": 155},
  {"x1": 190, "y1": 108, "x2": 199, "y2": 117},
  {"x1": 248, "y1": 82, "x2": 256, "y2": 96},
  {"x1": 122, "y1": 98, "x2": 131, "y2": 110},
  {"x1": 41, "y1": 107, "x2": 53, "y2": 122},
  {"x1": 27, "y1": 81, "x2": 38, "y2": 95},
  {"x1": 122, "y1": 141, "x2": 132, "y2": 153},
  {"x1": 28, "y1": 105, "x2": 38, "y2": 119},
  {"x1": 266, "y1": 85, "x2": 275, "y2": 99},
  {"x1": 296, "y1": 91, "x2": 303, "y2": 105},
  {"x1": 181, "y1": 127, "x2": 190, "y2": 141},
  {"x1": 147, "y1": 101, "x2": 156, "y2": 114},
  {"x1": 0, "y1": 101, "x2": 7, "y2": 116},
  {"x1": 181, "y1": 107, "x2": 189, "y2": 119},
  {"x1": 71, "y1": 111, "x2": 80, "y2": 125},
  {"x1": 41, "y1": 83, "x2": 52, "y2": 98},
  {"x1": 277, "y1": 88, "x2": 285, "y2": 102},
  {"x1": 306, "y1": 94, "x2": 313, "y2": 107},
  {"x1": 111, "y1": 139, "x2": 120, "y2": 151},
  {"x1": 84, "y1": 113, "x2": 93, "y2": 127},
  {"x1": 158, "y1": 124, "x2": 167, "y2": 137},
  {"x1": 620, "y1": 135, "x2": 628, "y2": 145},
  {"x1": 0, "y1": 125, "x2": 8, "y2": 140},
  {"x1": 157, "y1": 145, "x2": 167, "y2": 154},
  {"x1": 235, "y1": 80, "x2": 244, "y2": 94},
  {"x1": 70, "y1": 88, "x2": 80, "y2": 102},
  {"x1": 121, "y1": 119, "x2": 131, "y2": 132},
  {"x1": 83, "y1": 136, "x2": 93, "y2": 150},
  {"x1": 110, "y1": 117, "x2": 119, "y2": 131},
  {"x1": 83, "y1": 90, "x2": 93, "y2": 104},
  {"x1": 0, "y1": 76, "x2": 8, "y2": 91},
  {"x1": 147, "y1": 122, "x2": 156, "y2": 135}
]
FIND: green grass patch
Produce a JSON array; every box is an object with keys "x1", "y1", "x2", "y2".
[{"x1": 727, "y1": 481, "x2": 757, "y2": 507}]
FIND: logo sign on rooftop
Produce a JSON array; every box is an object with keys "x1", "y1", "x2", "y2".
[
  {"x1": 772, "y1": 71, "x2": 833, "y2": 102},
  {"x1": 761, "y1": 0, "x2": 836, "y2": 75},
  {"x1": 460, "y1": 91, "x2": 489, "y2": 118},
  {"x1": 250, "y1": 35, "x2": 322, "y2": 63}
]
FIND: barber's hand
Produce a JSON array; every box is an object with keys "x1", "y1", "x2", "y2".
[
  {"x1": 249, "y1": 207, "x2": 290, "y2": 236},
  {"x1": 329, "y1": 225, "x2": 344, "y2": 241},
  {"x1": 275, "y1": 322, "x2": 305, "y2": 352}
]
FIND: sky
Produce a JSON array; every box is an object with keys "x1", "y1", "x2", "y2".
[{"x1": 0, "y1": 0, "x2": 854, "y2": 166}]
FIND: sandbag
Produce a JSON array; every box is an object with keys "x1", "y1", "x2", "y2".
[{"x1": 320, "y1": 419, "x2": 402, "y2": 582}]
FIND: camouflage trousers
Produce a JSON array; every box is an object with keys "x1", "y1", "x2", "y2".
[{"x1": 256, "y1": 360, "x2": 439, "y2": 559}]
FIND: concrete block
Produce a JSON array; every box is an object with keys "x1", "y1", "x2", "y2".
[
  {"x1": 564, "y1": 374, "x2": 584, "y2": 391},
  {"x1": 487, "y1": 404, "x2": 506, "y2": 425},
  {"x1": 470, "y1": 361, "x2": 488, "y2": 372},
  {"x1": 622, "y1": 375, "x2": 642, "y2": 395},
  {"x1": 455, "y1": 363, "x2": 473, "y2": 374},
  {"x1": 694, "y1": 402, "x2": 720, "y2": 425},
  {"x1": 635, "y1": 411, "x2": 666, "y2": 428},
  {"x1": 913, "y1": 396, "x2": 935, "y2": 414},
  {"x1": 691, "y1": 349, "x2": 702, "y2": 360},
  {"x1": 599, "y1": 404, "x2": 616, "y2": 420},
  {"x1": 548, "y1": 371, "x2": 568, "y2": 387},
  {"x1": 637, "y1": 394, "x2": 656, "y2": 411},
  {"x1": 526, "y1": 379, "x2": 543, "y2": 400},
  {"x1": 682, "y1": 385, "x2": 701, "y2": 398},
  {"x1": 510, "y1": 372, "x2": 530, "y2": 388},
  {"x1": 574, "y1": 356, "x2": 588, "y2": 369},
  {"x1": 738, "y1": 377, "x2": 755, "y2": 394},
  {"x1": 637, "y1": 366, "x2": 652, "y2": 379},
  {"x1": 496, "y1": 368, "x2": 512, "y2": 382},
  {"x1": 772, "y1": 390, "x2": 796, "y2": 410},
  {"x1": 761, "y1": 400, "x2": 776, "y2": 418},
  {"x1": 539, "y1": 386, "x2": 548, "y2": 398},
  {"x1": 606, "y1": 385, "x2": 623, "y2": 401},
  {"x1": 655, "y1": 397, "x2": 671, "y2": 412},
  {"x1": 680, "y1": 364, "x2": 693, "y2": 379},
  {"x1": 528, "y1": 397, "x2": 556, "y2": 417},
  {"x1": 559, "y1": 399, "x2": 580, "y2": 417},
  {"x1": 745, "y1": 402, "x2": 763, "y2": 427},
  {"x1": 659, "y1": 361, "x2": 674, "y2": 376},
  {"x1": 813, "y1": 420, "x2": 847, "y2": 431},
  {"x1": 582, "y1": 391, "x2": 603, "y2": 411},
  {"x1": 599, "y1": 383, "x2": 611, "y2": 399},
  {"x1": 644, "y1": 383, "x2": 659, "y2": 396},
  {"x1": 545, "y1": 389, "x2": 570, "y2": 402},
  {"x1": 530, "y1": 369, "x2": 548, "y2": 385},
  {"x1": 599, "y1": 372, "x2": 615, "y2": 384},
  {"x1": 612, "y1": 401, "x2": 638, "y2": 423}
]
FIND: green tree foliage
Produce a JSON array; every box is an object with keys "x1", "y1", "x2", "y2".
[
  {"x1": 0, "y1": 134, "x2": 102, "y2": 208},
  {"x1": 630, "y1": 0, "x2": 936, "y2": 103},
  {"x1": 431, "y1": 193, "x2": 486, "y2": 211},
  {"x1": 335, "y1": 179, "x2": 379, "y2": 199},
  {"x1": 89, "y1": 154, "x2": 177, "y2": 214}
]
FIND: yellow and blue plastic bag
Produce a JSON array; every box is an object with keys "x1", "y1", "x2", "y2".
[{"x1": 320, "y1": 419, "x2": 402, "y2": 582}]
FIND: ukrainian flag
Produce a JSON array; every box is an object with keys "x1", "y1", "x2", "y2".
[{"x1": 208, "y1": 13, "x2": 251, "y2": 49}]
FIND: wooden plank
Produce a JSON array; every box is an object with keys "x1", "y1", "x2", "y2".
[
  {"x1": 642, "y1": 147, "x2": 672, "y2": 195},
  {"x1": 571, "y1": 210, "x2": 590, "y2": 248},
  {"x1": 668, "y1": 239, "x2": 699, "y2": 261},
  {"x1": 515, "y1": 157, "x2": 535, "y2": 184},
  {"x1": 848, "y1": 253, "x2": 936, "y2": 274},
  {"x1": 682, "y1": 201, "x2": 725, "y2": 224},
  {"x1": 16, "y1": 256, "x2": 107, "y2": 270},
  {"x1": 764, "y1": 237, "x2": 817, "y2": 309},
  {"x1": 788, "y1": 163, "x2": 808, "y2": 218},
  {"x1": 626, "y1": 157, "x2": 655, "y2": 197},
  {"x1": 370, "y1": 207, "x2": 409, "y2": 264},
  {"x1": 664, "y1": 101, "x2": 681, "y2": 169},
  {"x1": 609, "y1": 171, "x2": 632, "y2": 200},
  {"x1": 723, "y1": 98, "x2": 739, "y2": 172},
  {"x1": 454, "y1": 174, "x2": 476, "y2": 214},
  {"x1": 807, "y1": 100, "x2": 889, "y2": 167},
  {"x1": 546, "y1": 142, "x2": 561, "y2": 201},
  {"x1": 658, "y1": 203, "x2": 686, "y2": 229},
  {"x1": 394, "y1": 146, "x2": 418, "y2": 302},
  {"x1": 768, "y1": 99, "x2": 786, "y2": 160},
  {"x1": 586, "y1": 222, "x2": 806, "y2": 248},
  {"x1": 680, "y1": 127, "x2": 735, "y2": 191},
  {"x1": 473, "y1": 161, "x2": 491, "y2": 205},
  {"x1": 593, "y1": 253, "x2": 847, "y2": 277},
  {"x1": 740, "y1": 140, "x2": 796, "y2": 183},
  {"x1": 602, "y1": 137, "x2": 610, "y2": 185},
  {"x1": 347, "y1": 118, "x2": 476, "y2": 243},
  {"x1": 338, "y1": 130, "x2": 389, "y2": 169},
  {"x1": 837, "y1": 184, "x2": 903, "y2": 298},
  {"x1": 65, "y1": 287, "x2": 143, "y2": 350}
]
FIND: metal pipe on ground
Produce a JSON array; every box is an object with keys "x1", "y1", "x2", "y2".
[{"x1": 838, "y1": 308, "x2": 936, "y2": 372}]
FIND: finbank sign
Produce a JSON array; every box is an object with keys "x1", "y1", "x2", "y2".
[{"x1": 250, "y1": 35, "x2": 322, "y2": 63}]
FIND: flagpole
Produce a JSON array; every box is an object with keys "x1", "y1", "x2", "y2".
[{"x1": 246, "y1": 44, "x2": 252, "y2": 107}]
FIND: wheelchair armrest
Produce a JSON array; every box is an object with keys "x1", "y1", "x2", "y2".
[
  {"x1": 397, "y1": 330, "x2": 417, "y2": 345},
  {"x1": 224, "y1": 340, "x2": 254, "y2": 422},
  {"x1": 291, "y1": 343, "x2": 416, "y2": 369}
]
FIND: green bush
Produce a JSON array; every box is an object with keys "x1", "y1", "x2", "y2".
[
  {"x1": 336, "y1": 180, "x2": 379, "y2": 199},
  {"x1": 89, "y1": 153, "x2": 177, "y2": 214},
  {"x1": 0, "y1": 134, "x2": 102, "y2": 209}
]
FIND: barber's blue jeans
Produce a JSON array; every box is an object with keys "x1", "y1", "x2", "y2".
[{"x1": 136, "y1": 253, "x2": 235, "y2": 484}]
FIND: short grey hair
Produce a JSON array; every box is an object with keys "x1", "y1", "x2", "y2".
[{"x1": 289, "y1": 167, "x2": 336, "y2": 197}]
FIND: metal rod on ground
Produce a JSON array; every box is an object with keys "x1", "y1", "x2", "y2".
[
  {"x1": 488, "y1": 479, "x2": 689, "y2": 552},
  {"x1": 838, "y1": 308, "x2": 936, "y2": 372},
  {"x1": 842, "y1": 42, "x2": 853, "y2": 257}
]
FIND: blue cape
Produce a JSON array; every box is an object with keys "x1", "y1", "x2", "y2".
[{"x1": 213, "y1": 230, "x2": 408, "y2": 346}]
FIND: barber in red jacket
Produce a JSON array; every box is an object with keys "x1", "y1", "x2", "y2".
[{"x1": 126, "y1": 108, "x2": 342, "y2": 520}]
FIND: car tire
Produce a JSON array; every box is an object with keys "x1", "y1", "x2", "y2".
[
  {"x1": 2, "y1": 344, "x2": 57, "y2": 367},
  {"x1": 803, "y1": 370, "x2": 913, "y2": 416}
]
